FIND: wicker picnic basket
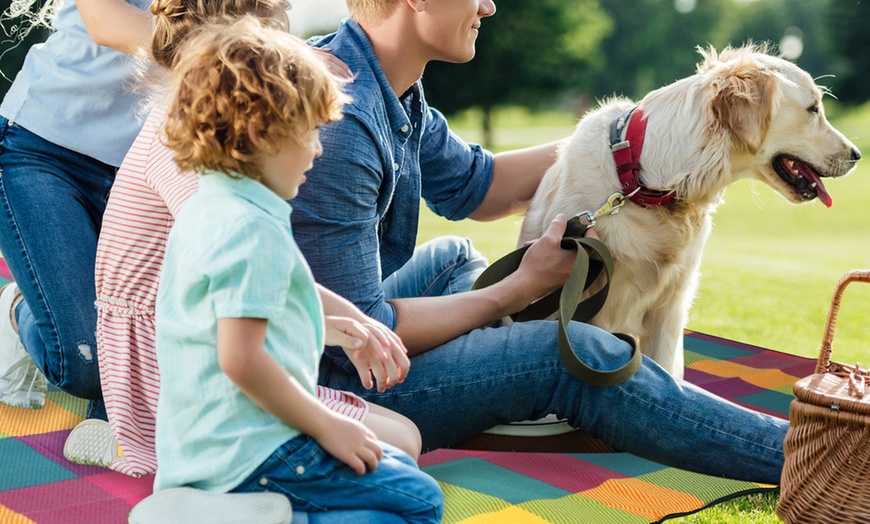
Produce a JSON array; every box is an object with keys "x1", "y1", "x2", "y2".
[{"x1": 777, "y1": 269, "x2": 870, "y2": 524}]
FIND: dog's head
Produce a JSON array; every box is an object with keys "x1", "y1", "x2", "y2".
[{"x1": 699, "y1": 45, "x2": 860, "y2": 207}]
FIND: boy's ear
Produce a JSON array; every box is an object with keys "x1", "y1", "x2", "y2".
[{"x1": 247, "y1": 122, "x2": 267, "y2": 151}]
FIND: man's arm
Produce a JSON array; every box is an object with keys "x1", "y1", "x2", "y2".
[
  {"x1": 77, "y1": 0, "x2": 152, "y2": 56},
  {"x1": 390, "y1": 214, "x2": 579, "y2": 353},
  {"x1": 468, "y1": 139, "x2": 567, "y2": 221}
]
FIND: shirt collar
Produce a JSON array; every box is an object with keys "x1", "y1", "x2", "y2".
[
  {"x1": 311, "y1": 19, "x2": 413, "y2": 137},
  {"x1": 197, "y1": 171, "x2": 291, "y2": 221}
]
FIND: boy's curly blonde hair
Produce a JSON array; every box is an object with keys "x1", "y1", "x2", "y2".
[{"x1": 163, "y1": 16, "x2": 350, "y2": 180}]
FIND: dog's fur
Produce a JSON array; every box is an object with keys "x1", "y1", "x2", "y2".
[{"x1": 519, "y1": 45, "x2": 860, "y2": 378}]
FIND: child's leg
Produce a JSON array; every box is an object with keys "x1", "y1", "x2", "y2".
[
  {"x1": 232, "y1": 436, "x2": 443, "y2": 524},
  {"x1": 364, "y1": 403, "x2": 422, "y2": 461}
]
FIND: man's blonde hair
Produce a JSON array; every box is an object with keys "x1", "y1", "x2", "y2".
[
  {"x1": 163, "y1": 16, "x2": 350, "y2": 180},
  {"x1": 345, "y1": 0, "x2": 398, "y2": 23}
]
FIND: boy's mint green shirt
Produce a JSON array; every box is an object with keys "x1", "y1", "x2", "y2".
[{"x1": 154, "y1": 172, "x2": 324, "y2": 493}]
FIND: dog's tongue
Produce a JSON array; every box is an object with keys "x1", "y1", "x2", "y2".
[{"x1": 796, "y1": 161, "x2": 833, "y2": 208}]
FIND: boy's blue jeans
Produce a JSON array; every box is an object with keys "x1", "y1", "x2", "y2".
[
  {"x1": 320, "y1": 236, "x2": 790, "y2": 485},
  {"x1": 232, "y1": 436, "x2": 443, "y2": 524},
  {"x1": 0, "y1": 117, "x2": 109, "y2": 418}
]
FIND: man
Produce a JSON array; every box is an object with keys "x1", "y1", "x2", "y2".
[{"x1": 293, "y1": 0, "x2": 788, "y2": 483}]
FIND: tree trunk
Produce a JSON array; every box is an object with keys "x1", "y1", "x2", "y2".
[{"x1": 481, "y1": 107, "x2": 493, "y2": 149}]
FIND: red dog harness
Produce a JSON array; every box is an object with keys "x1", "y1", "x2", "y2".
[{"x1": 609, "y1": 107, "x2": 675, "y2": 207}]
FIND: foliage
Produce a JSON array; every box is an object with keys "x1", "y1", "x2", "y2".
[
  {"x1": 0, "y1": 0, "x2": 50, "y2": 100},
  {"x1": 825, "y1": 0, "x2": 870, "y2": 102},
  {"x1": 422, "y1": 0, "x2": 611, "y2": 145}
]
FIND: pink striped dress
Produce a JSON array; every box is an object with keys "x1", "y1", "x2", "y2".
[{"x1": 96, "y1": 107, "x2": 368, "y2": 477}]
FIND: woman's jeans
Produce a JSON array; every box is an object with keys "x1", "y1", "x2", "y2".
[
  {"x1": 320, "y1": 236, "x2": 789, "y2": 485},
  {"x1": 0, "y1": 117, "x2": 111, "y2": 418},
  {"x1": 232, "y1": 436, "x2": 443, "y2": 524}
]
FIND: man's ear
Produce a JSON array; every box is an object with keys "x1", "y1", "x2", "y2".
[{"x1": 406, "y1": 0, "x2": 427, "y2": 13}]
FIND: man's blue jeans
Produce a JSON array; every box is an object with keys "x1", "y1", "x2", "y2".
[
  {"x1": 320, "y1": 236, "x2": 789, "y2": 485},
  {"x1": 232, "y1": 436, "x2": 443, "y2": 523},
  {"x1": 0, "y1": 117, "x2": 109, "y2": 418}
]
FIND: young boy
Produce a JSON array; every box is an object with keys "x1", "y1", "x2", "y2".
[{"x1": 151, "y1": 17, "x2": 442, "y2": 523}]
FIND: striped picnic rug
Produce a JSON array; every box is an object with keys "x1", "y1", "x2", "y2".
[{"x1": 0, "y1": 251, "x2": 812, "y2": 523}]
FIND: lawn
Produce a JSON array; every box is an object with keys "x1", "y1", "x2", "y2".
[{"x1": 417, "y1": 103, "x2": 870, "y2": 523}]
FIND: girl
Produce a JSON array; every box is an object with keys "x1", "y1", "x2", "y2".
[
  {"x1": 146, "y1": 17, "x2": 442, "y2": 522},
  {"x1": 66, "y1": 0, "x2": 415, "y2": 477}
]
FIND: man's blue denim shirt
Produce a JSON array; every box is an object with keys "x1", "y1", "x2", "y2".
[{"x1": 294, "y1": 19, "x2": 494, "y2": 333}]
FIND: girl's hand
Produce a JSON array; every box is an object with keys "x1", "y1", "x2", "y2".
[
  {"x1": 315, "y1": 413, "x2": 382, "y2": 476},
  {"x1": 312, "y1": 48, "x2": 353, "y2": 79},
  {"x1": 324, "y1": 316, "x2": 410, "y2": 392}
]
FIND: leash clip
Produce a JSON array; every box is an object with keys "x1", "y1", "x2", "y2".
[{"x1": 575, "y1": 191, "x2": 635, "y2": 228}]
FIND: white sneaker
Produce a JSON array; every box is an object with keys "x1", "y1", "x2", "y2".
[
  {"x1": 0, "y1": 283, "x2": 47, "y2": 409},
  {"x1": 64, "y1": 419, "x2": 123, "y2": 468},
  {"x1": 128, "y1": 488, "x2": 293, "y2": 524}
]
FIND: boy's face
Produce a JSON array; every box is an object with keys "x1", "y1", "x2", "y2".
[
  {"x1": 421, "y1": 0, "x2": 496, "y2": 64},
  {"x1": 258, "y1": 129, "x2": 322, "y2": 200}
]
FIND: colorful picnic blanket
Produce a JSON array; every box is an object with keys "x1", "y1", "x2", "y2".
[{"x1": 0, "y1": 264, "x2": 814, "y2": 524}]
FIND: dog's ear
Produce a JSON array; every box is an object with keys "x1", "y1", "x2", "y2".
[{"x1": 707, "y1": 52, "x2": 778, "y2": 154}]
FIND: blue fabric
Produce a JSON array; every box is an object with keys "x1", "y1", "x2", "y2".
[
  {"x1": 155, "y1": 172, "x2": 323, "y2": 493},
  {"x1": 0, "y1": 0, "x2": 151, "y2": 167},
  {"x1": 293, "y1": 19, "x2": 494, "y2": 331},
  {"x1": 232, "y1": 436, "x2": 442, "y2": 524},
  {"x1": 0, "y1": 117, "x2": 110, "y2": 419},
  {"x1": 319, "y1": 237, "x2": 790, "y2": 484}
]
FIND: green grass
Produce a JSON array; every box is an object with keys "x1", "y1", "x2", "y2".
[{"x1": 418, "y1": 102, "x2": 870, "y2": 523}]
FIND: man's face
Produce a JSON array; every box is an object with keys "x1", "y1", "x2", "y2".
[{"x1": 420, "y1": 0, "x2": 496, "y2": 64}]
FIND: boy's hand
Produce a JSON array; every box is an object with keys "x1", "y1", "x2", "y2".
[
  {"x1": 324, "y1": 315, "x2": 410, "y2": 392},
  {"x1": 316, "y1": 413, "x2": 382, "y2": 476}
]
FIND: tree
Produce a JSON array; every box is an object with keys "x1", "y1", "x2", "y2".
[
  {"x1": 825, "y1": 0, "x2": 870, "y2": 103},
  {"x1": 588, "y1": 0, "x2": 734, "y2": 101},
  {"x1": 422, "y1": 0, "x2": 612, "y2": 147},
  {"x1": 0, "y1": 0, "x2": 51, "y2": 100}
]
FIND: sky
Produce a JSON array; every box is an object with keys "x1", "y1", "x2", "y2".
[{"x1": 289, "y1": 0, "x2": 349, "y2": 36}]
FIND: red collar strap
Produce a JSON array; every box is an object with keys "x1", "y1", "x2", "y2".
[{"x1": 610, "y1": 107, "x2": 675, "y2": 207}]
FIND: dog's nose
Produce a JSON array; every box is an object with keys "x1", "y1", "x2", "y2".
[{"x1": 851, "y1": 147, "x2": 862, "y2": 162}]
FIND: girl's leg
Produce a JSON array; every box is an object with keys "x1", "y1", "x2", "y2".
[
  {"x1": 363, "y1": 403, "x2": 422, "y2": 461},
  {"x1": 233, "y1": 437, "x2": 443, "y2": 524},
  {"x1": 0, "y1": 119, "x2": 113, "y2": 412}
]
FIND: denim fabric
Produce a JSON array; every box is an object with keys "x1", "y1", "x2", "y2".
[
  {"x1": 0, "y1": 117, "x2": 111, "y2": 418},
  {"x1": 318, "y1": 237, "x2": 789, "y2": 485},
  {"x1": 294, "y1": 19, "x2": 494, "y2": 331},
  {"x1": 231, "y1": 435, "x2": 442, "y2": 524}
]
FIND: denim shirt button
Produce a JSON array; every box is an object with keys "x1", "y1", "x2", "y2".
[
  {"x1": 296, "y1": 465, "x2": 305, "y2": 475},
  {"x1": 258, "y1": 477, "x2": 268, "y2": 486},
  {"x1": 392, "y1": 162, "x2": 399, "y2": 172},
  {"x1": 400, "y1": 124, "x2": 409, "y2": 133}
]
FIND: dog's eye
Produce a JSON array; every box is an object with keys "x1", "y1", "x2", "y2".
[{"x1": 808, "y1": 103, "x2": 820, "y2": 114}]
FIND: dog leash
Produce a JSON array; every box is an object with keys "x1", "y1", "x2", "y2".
[{"x1": 471, "y1": 213, "x2": 642, "y2": 387}]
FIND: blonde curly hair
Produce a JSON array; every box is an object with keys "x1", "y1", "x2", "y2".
[
  {"x1": 162, "y1": 16, "x2": 350, "y2": 180},
  {"x1": 150, "y1": 0, "x2": 290, "y2": 69}
]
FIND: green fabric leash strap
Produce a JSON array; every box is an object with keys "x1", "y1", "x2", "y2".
[{"x1": 471, "y1": 217, "x2": 642, "y2": 386}]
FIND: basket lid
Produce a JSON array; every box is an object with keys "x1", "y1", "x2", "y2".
[{"x1": 793, "y1": 364, "x2": 870, "y2": 415}]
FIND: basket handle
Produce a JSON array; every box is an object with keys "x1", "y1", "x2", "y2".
[{"x1": 816, "y1": 269, "x2": 870, "y2": 374}]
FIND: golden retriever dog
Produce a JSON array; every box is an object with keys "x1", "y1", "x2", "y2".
[{"x1": 519, "y1": 45, "x2": 861, "y2": 379}]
